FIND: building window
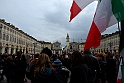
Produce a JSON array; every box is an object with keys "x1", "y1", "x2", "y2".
[
  {"x1": 7, "y1": 27, "x2": 9, "y2": 31},
  {"x1": 4, "y1": 26, "x2": 6, "y2": 30},
  {"x1": 14, "y1": 38, "x2": 16, "y2": 43},
  {"x1": 0, "y1": 24, "x2": 3, "y2": 28},
  {"x1": 3, "y1": 34, "x2": 5, "y2": 40},
  {"x1": 6, "y1": 35, "x2": 9, "y2": 41},
  {"x1": 10, "y1": 29, "x2": 12, "y2": 32},
  {"x1": 0, "y1": 32, "x2": 2, "y2": 39}
]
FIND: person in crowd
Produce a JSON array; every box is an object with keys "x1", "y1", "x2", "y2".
[
  {"x1": 14, "y1": 51, "x2": 26, "y2": 83},
  {"x1": 50, "y1": 54, "x2": 58, "y2": 62},
  {"x1": 24, "y1": 51, "x2": 31, "y2": 82},
  {"x1": 40, "y1": 47, "x2": 52, "y2": 58},
  {"x1": 113, "y1": 51, "x2": 120, "y2": 72},
  {"x1": 106, "y1": 52, "x2": 117, "y2": 83},
  {"x1": 26, "y1": 54, "x2": 39, "y2": 82},
  {"x1": 96, "y1": 53, "x2": 107, "y2": 83},
  {"x1": 20, "y1": 54, "x2": 27, "y2": 83},
  {"x1": 52, "y1": 59, "x2": 70, "y2": 83},
  {"x1": 82, "y1": 49, "x2": 101, "y2": 83},
  {"x1": 32, "y1": 53, "x2": 66, "y2": 83},
  {"x1": 0, "y1": 53, "x2": 4, "y2": 81},
  {"x1": 70, "y1": 51, "x2": 89, "y2": 83},
  {"x1": 62, "y1": 54, "x2": 71, "y2": 70},
  {"x1": 25, "y1": 51, "x2": 31, "y2": 66},
  {"x1": 3, "y1": 56, "x2": 16, "y2": 83}
]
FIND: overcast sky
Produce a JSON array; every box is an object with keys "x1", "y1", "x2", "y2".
[{"x1": 0, "y1": 0, "x2": 118, "y2": 47}]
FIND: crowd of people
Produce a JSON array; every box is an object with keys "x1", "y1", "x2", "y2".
[{"x1": 0, "y1": 47, "x2": 121, "y2": 83}]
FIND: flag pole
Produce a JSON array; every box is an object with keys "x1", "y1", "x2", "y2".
[
  {"x1": 119, "y1": 20, "x2": 124, "y2": 63},
  {"x1": 119, "y1": 20, "x2": 124, "y2": 83},
  {"x1": 117, "y1": 22, "x2": 121, "y2": 36}
]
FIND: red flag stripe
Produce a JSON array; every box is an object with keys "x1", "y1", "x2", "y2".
[
  {"x1": 69, "y1": 1, "x2": 81, "y2": 22},
  {"x1": 84, "y1": 21, "x2": 101, "y2": 51}
]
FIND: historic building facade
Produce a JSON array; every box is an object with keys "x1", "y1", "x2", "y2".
[
  {"x1": 78, "y1": 42, "x2": 85, "y2": 52},
  {"x1": 95, "y1": 31, "x2": 120, "y2": 53},
  {"x1": 52, "y1": 41, "x2": 62, "y2": 54},
  {"x1": 63, "y1": 31, "x2": 120, "y2": 54},
  {"x1": 0, "y1": 19, "x2": 42, "y2": 54},
  {"x1": 1, "y1": 19, "x2": 119, "y2": 55},
  {"x1": 38, "y1": 41, "x2": 52, "y2": 52},
  {"x1": 63, "y1": 34, "x2": 81, "y2": 54}
]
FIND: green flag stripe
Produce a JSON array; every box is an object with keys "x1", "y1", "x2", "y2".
[{"x1": 111, "y1": 0, "x2": 124, "y2": 21}]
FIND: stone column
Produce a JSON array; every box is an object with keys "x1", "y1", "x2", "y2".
[
  {"x1": 13, "y1": 47, "x2": 16, "y2": 54},
  {"x1": 8, "y1": 47, "x2": 11, "y2": 54},
  {"x1": 2, "y1": 47, "x2": 5, "y2": 54}
]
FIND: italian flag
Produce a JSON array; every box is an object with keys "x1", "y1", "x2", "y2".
[
  {"x1": 84, "y1": 0, "x2": 124, "y2": 51},
  {"x1": 69, "y1": 0, "x2": 95, "y2": 22}
]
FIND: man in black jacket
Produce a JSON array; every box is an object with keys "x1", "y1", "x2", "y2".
[{"x1": 82, "y1": 49, "x2": 100, "y2": 83}]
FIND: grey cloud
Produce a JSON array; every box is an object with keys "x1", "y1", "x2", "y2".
[{"x1": 0, "y1": 0, "x2": 117, "y2": 47}]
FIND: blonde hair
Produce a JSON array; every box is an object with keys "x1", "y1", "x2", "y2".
[{"x1": 34, "y1": 53, "x2": 51, "y2": 76}]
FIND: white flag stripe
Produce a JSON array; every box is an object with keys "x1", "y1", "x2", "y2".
[
  {"x1": 74, "y1": 0, "x2": 96, "y2": 9},
  {"x1": 117, "y1": 58, "x2": 122, "y2": 80}
]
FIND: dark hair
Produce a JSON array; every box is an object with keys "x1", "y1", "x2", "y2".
[
  {"x1": 71, "y1": 51, "x2": 84, "y2": 64},
  {"x1": 41, "y1": 47, "x2": 52, "y2": 57},
  {"x1": 84, "y1": 49, "x2": 91, "y2": 54}
]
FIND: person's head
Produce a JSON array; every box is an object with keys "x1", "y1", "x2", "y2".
[
  {"x1": 84, "y1": 49, "x2": 91, "y2": 54},
  {"x1": 114, "y1": 52, "x2": 120, "y2": 57},
  {"x1": 41, "y1": 47, "x2": 52, "y2": 57},
  {"x1": 71, "y1": 51, "x2": 84, "y2": 64},
  {"x1": 34, "y1": 53, "x2": 51, "y2": 76},
  {"x1": 6, "y1": 56, "x2": 13, "y2": 62},
  {"x1": 34, "y1": 54, "x2": 39, "y2": 59},
  {"x1": 52, "y1": 59, "x2": 62, "y2": 69},
  {"x1": 96, "y1": 53, "x2": 104, "y2": 61},
  {"x1": 106, "y1": 52, "x2": 113, "y2": 58},
  {"x1": 16, "y1": 51, "x2": 22, "y2": 57},
  {"x1": 36, "y1": 53, "x2": 51, "y2": 66}
]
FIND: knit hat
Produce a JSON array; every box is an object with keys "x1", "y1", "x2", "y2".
[{"x1": 52, "y1": 59, "x2": 62, "y2": 66}]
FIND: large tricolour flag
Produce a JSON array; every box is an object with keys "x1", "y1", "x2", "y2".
[
  {"x1": 69, "y1": 0, "x2": 96, "y2": 22},
  {"x1": 84, "y1": 0, "x2": 124, "y2": 51}
]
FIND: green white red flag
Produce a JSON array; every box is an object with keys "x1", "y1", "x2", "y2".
[
  {"x1": 84, "y1": 0, "x2": 124, "y2": 50},
  {"x1": 69, "y1": 0, "x2": 95, "y2": 22}
]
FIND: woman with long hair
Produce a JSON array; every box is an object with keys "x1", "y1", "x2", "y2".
[
  {"x1": 34, "y1": 53, "x2": 51, "y2": 77},
  {"x1": 32, "y1": 53, "x2": 66, "y2": 83}
]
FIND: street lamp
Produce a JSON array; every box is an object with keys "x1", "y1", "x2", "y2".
[
  {"x1": 108, "y1": 42, "x2": 113, "y2": 51},
  {"x1": 70, "y1": 44, "x2": 72, "y2": 52},
  {"x1": 33, "y1": 43, "x2": 37, "y2": 54}
]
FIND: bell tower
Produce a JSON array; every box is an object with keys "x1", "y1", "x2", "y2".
[{"x1": 66, "y1": 33, "x2": 70, "y2": 49}]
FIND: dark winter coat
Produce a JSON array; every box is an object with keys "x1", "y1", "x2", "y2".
[
  {"x1": 3, "y1": 61, "x2": 16, "y2": 77},
  {"x1": 83, "y1": 54, "x2": 101, "y2": 83},
  {"x1": 70, "y1": 63, "x2": 88, "y2": 83},
  {"x1": 32, "y1": 68, "x2": 66, "y2": 83}
]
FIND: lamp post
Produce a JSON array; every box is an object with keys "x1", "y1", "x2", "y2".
[
  {"x1": 70, "y1": 44, "x2": 72, "y2": 52},
  {"x1": 33, "y1": 43, "x2": 37, "y2": 54},
  {"x1": 108, "y1": 42, "x2": 113, "y2": 51}
]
